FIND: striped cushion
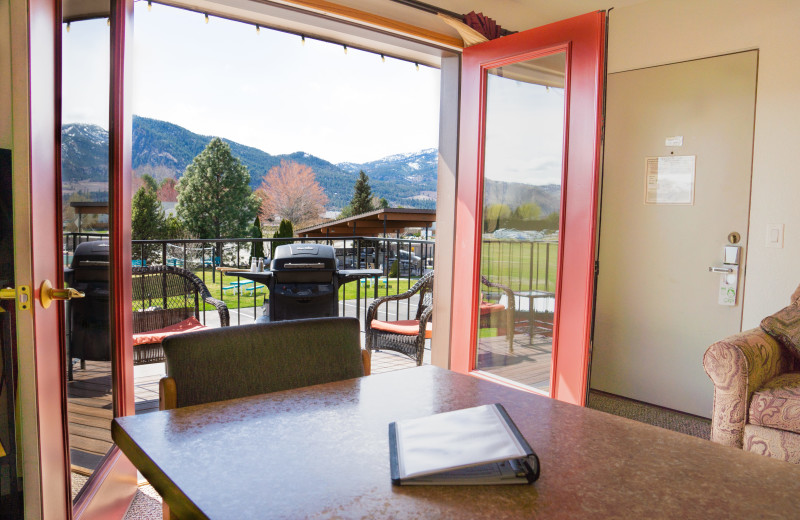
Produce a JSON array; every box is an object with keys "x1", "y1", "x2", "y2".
[
  {"x1": 761, "y1": 302, "x2": 800, "y2": 361},
  {"x1": 371, "y1": 319, "x2": 432, "y2": 338}
]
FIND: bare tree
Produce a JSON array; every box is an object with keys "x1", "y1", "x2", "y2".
[
  {"x1": 256, "y1": 160, "x2": 328, "y2": 227},
  {"x1": 158, "y1": 178, "x2": 179, "y2": 202}
]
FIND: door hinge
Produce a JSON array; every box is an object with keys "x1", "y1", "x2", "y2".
[{"x1": 0, "y1": 286, "x2": 32, "y2": 311}]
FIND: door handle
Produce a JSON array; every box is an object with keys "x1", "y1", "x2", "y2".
[
  {"x1": 39, "y1": 279, "x2": 85, "y2": 309},
  {"x1": 708, "y1": 267, "x2": 733, "y2": 274}
]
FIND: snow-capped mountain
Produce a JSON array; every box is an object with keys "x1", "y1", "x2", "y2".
[{"x1": 61, "y1": 117, "x2": 439, "y2": 209}]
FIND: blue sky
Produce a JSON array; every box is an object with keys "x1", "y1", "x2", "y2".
[{"x1": 62, "y1": 2, "x2": 441, "y2": 164}]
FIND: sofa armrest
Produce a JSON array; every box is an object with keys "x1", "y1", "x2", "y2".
[{"x1": 703, "y1": 328, "x2": 794, "y2": 447}]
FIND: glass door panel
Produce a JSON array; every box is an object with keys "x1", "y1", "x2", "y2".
[
  {"x1": 61, "y1": 14, "x2": 113, "y2": 502},
  {"x1": 475, "y1": 54, "x2": 566, "y2": 394}
]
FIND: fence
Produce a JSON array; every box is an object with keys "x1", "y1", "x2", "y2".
[
  {"x1": 63, "y1": 233, "x2": 559, "y2": 331},
  {"x1": 63, "y1": 233, "x2": 436, "y2": 327}
]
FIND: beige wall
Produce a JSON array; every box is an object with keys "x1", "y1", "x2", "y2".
[{"x1": 607, "y1": 0, "x2": 800, "y2": 328}]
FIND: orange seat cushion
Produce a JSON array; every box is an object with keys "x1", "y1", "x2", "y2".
[
  {"x1": 370, "y1": 319, "x2": 432, "y2": 338},
  {"x1": 132, "y1": 316, "x2": 206, "y2": 346},
  {"x1": 480, "y1": 302, "x2": 505, "y2": 315}
]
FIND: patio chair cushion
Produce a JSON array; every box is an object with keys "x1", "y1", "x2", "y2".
[
  {"x1": 370, "y1": 319, "x2": 432, "y2": 338},
  {"x1": 132, "y1": 316, "x2": 206, "y2": 346},
  {"x1": 480, "y1": 302, "x2": 505, "y2": 315},
  {"x1": 748, "y1": 372, "x2": 800, "y2": 435}
]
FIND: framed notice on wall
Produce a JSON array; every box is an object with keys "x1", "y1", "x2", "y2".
[{"x1": 644, "y1": 155, "x2": 696, "y2": 204}]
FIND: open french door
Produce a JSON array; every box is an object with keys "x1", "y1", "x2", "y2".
[
  {"x1": 9, "y1": 0, "x2": 137, "y2": 518},
  {"x1": 450, "y1": 11, "x2": 605, "y2": 406}
]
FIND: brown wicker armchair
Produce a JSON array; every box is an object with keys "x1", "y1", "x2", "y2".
[
  {"x1": 366, "y1": 271, "x2": 434, "y2": 366},
  {"x1": 479, "y1": 275, "x2": 515, "y2": 350},
  {"x1": 132, "y1": 265, "x2": 229, "y2": 365}
]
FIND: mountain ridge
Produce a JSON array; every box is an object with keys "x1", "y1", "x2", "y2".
[{"x1": 62, "y1": 116, "x2": 438, "y2": 209}]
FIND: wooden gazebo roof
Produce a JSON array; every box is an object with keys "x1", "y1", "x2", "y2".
[{"x1": 296, "y1": 208, "x2": 436, "y2": 238}]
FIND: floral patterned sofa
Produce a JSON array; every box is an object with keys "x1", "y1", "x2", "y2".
[{"x1": 703, "y1": 283, "x2": 800, "y2": 463}]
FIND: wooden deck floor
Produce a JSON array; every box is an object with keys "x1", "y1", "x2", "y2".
[{"x1": 476, "y1": 330, "x2": 553, "y2": 393}]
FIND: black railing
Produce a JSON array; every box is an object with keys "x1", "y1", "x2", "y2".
[
  {"x1": 480, "y1": 238, "x2": 558, "y2": 296},
  {"x1": 63, "y1": 233, "x2": 436, "y2": 327},
  {"x1": 62, "y1": 233, "x2": 560, "y2": 330}
]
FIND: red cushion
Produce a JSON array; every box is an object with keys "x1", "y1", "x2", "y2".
[
  {"x1": 370, "y1": 319, "x2": 432, "y2": 338},
  {"x1": 480, "y1": 302, "x2": 505, "y2": 315},
  {"x1": 132, "y1": 316, "x2": 206, "y2": 346}
]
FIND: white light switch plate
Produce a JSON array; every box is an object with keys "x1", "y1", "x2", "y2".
[{"x1": 766, "y1": 223, "x2": 784, "y2": 248}]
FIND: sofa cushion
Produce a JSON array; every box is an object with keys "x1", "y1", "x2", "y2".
[
  {"x1": 133, "y1": 316, "x2": 206, "y2": 346},
  {"x1": 761, "y1": 302, "x2": 800, "y2": 362},
  {"x1": 749, "y1": 372, "x2": 800, "y2": 435}
]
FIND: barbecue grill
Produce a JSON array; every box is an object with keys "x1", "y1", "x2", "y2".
[
  {"x1": 234, "y1": 244, "x2": 380, "y2": 322},
  {"x1": 64, "y1": 240, "x2": 110, "y2": 364}
]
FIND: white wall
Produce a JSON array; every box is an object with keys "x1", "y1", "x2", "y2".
[{"x1": 607, "y1": 0, "x2": 800, "y2": 328}]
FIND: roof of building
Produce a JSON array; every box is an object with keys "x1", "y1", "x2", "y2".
[{"x1": 296, "y1": 208, "x2": 436, "y2": 237}]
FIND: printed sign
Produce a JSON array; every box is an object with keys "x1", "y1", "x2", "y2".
[{"x1": 644, "y1": 155, "x2": 695, "y2": 205}]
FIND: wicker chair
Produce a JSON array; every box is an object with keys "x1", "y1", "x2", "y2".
[
  {"x1": 479, "y1": 275, "x2": 516, "y2": 350},
  {"x1": 132, "y1": 265, "x2": 229, "y2": 365},
  {"x1": 366, "y1": 271, "x2": 434, "y2": 366}
]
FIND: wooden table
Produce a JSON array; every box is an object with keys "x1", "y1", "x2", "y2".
[{"x1": 112, "y1": 366, "x2": 800, "y2": 519}]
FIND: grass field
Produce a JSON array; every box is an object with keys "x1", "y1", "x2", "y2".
[
  {"x1": 195, "y1": 272, "x2": 416, "y2": 311},
  {"x1": 480, "y1": 240, "x2": 558, "y2": 293}
]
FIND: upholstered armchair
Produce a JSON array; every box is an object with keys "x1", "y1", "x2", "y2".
[{"x1": 703, "y1": 283, "x2": 800, "y2": 463}]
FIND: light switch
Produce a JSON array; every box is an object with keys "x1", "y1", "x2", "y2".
[{"x1": 766, "y1": 223, "x2": 784, "y2": 248}]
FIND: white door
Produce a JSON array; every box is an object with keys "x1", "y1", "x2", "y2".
[{"x1": 591, "y1": 51, "x2": 758, "y2": 417}]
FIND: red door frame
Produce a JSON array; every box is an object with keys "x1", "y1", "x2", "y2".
[
  {"x1": 23, "y1": 0, "x2": 72, "y2": 515},
  {"x1": 450, "y1": 11, "x2": 605, "y2": 406},
  {"x1": 22, "y1": 0, "x2": 137, "y2": 517}
]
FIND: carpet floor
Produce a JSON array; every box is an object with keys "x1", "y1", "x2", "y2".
[{"x1": 587, "y1": 389, "x2": 711, "y2": 440}]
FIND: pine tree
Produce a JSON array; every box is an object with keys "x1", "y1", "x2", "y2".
[
  {"x1": 176, "y1": 137, "x2": 260, "y2": 239},
  {"x1": 271, "y1": 219, "x2": 294, "y2": 257},
  {"x1": 131, "y1": 182, "x2": 165, "y2": 262},
  {"x1": 349, "y1": 171, "x2": 375, "y2": 216},
  {"x1": 251, "y1": 216, "x2": 264, "y2": 259}
]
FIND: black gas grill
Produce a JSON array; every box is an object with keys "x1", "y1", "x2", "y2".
[
  {"x1": 64, "y1": 240, "x2": 110, "y2": 363},
  {"x1": 269, "y1": 244, "x2": 339, "y2": 321},
  {"x1": 241, "y1": 244, "x2": 380, "y2": 322}
]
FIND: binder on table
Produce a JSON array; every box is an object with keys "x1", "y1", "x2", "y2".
[{"x1": 388, "y1": 403, "x2": 540, "y2": 485}]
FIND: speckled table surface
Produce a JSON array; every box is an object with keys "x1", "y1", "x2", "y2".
[{"x1": 113, "y1": 366, "x2": 800, "y2": 519}]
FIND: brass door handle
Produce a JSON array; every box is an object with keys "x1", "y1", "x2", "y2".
[{"x1": 40, "y1": 279, "x2": 85, "y2": 309}]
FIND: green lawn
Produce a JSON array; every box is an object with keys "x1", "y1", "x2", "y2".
[
  {"x1": 480, "y1": 240, "x2": 558, "y2": 292},
  {"x1": 196, "y1": 271, "x2": 416, "y2": 311}
]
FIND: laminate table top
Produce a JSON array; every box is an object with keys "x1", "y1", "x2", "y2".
[{"x1": 112, "y1": 366, "x2": 800, "y2": 519}]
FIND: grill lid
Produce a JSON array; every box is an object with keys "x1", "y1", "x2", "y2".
[
  {"x1": 71, "y1": 240, "x2": 110, "y2": 269},
  {"x1": 271, "y1": 244, "x2": 337, "y2": 271}
]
